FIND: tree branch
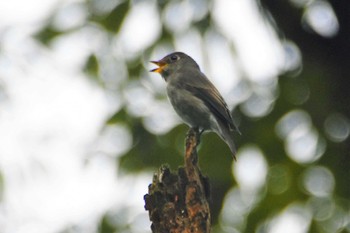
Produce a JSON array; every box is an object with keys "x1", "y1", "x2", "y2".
[{"x1": 144, "y1": 128, "x2": 211, "y2": 233}]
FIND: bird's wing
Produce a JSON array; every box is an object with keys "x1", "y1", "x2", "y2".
[{"x1": 179, "y1": 69, "x2": 239, "y2": 132}]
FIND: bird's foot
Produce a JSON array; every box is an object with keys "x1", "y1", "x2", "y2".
[{"x1": 198, "y1": 129, "x2": 205, "y2": 137}]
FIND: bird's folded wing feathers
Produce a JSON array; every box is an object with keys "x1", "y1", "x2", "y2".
[
  {"x1": 179, "y1": 70, "x2": 238, "y2": 131},
  {"x1": 184, "y1": 84, "x2": 235, "y2": 130}
]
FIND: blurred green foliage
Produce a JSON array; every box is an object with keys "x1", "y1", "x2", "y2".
[{"x1": 92, "y1": 0, "x2": 130, "y2": 33}]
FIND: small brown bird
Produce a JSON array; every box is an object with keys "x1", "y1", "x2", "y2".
[{"x1": 150, "y1": 52, "x2": 239, "y2": 159}]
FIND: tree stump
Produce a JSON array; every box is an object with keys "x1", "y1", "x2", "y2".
[{"x1": 144, "y1": 128, "x2": 211, "y2": 233}]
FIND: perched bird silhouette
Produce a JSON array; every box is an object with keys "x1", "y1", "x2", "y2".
[{"x1": 150, "y1": 52, "x2": 239, "y2": 159}]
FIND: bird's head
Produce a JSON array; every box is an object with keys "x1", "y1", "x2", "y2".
[{"x1": 150, "y1": 52, "x2": 199, "y2": 80}]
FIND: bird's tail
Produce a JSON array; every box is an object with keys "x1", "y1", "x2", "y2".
[{"x1": 217, "y1": 120, "x2": 237, "y2": 160}]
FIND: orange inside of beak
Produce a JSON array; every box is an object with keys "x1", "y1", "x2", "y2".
[{"x1": 150, "y1": 61, "x2": 167, "y2": 73}]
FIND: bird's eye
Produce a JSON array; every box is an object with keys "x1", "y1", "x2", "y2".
[{"x1": 170, "y1": 55, "x2": 178, "y2": 61}]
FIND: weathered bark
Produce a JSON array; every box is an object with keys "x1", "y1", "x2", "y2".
[{"x1": 144, "y1": 128, "x2": 211, "y2": 233}]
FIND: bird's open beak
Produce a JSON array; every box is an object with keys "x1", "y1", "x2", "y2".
[{"x1": 150, "y1": 60, "x2": 167, "y2": 73}]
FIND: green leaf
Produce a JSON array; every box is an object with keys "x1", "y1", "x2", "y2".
[
  {"x1": 83, "y1": 54, "x2": 99, "y2": 79},
  {"x1": 106, "y1": 108, "x2": 129, "y2": 125},
  {"x1": 99, "y1": 0, "x2": 130, "y2": 33},
  {"x1": 34, "y1": 26, "x2": 62, "y2": 45}
]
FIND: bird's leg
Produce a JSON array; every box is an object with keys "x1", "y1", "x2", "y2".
[
  {"x1": 194, "y1": 128, "x2": 206, "y2": 145},
  {"x1": 192, "y1": 127, "x2": 202, "y2": 145}
]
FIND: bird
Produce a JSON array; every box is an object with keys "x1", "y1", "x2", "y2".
[{"x1": 150, "y1": 52, "x2": 239, "y2": 159}]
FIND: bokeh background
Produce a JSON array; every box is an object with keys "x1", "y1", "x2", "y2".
[{"x1": 0, "y1": 0, "x2": 349, "y2": 233}]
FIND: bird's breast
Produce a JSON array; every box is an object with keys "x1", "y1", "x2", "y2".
[{"x1": 166, "y1": 83, "x2": 214, "y2": 130}]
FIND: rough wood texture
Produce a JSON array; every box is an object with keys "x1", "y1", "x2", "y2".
[{"x1": 144, "y1": 128, "x2": 211, "y2": 233}]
